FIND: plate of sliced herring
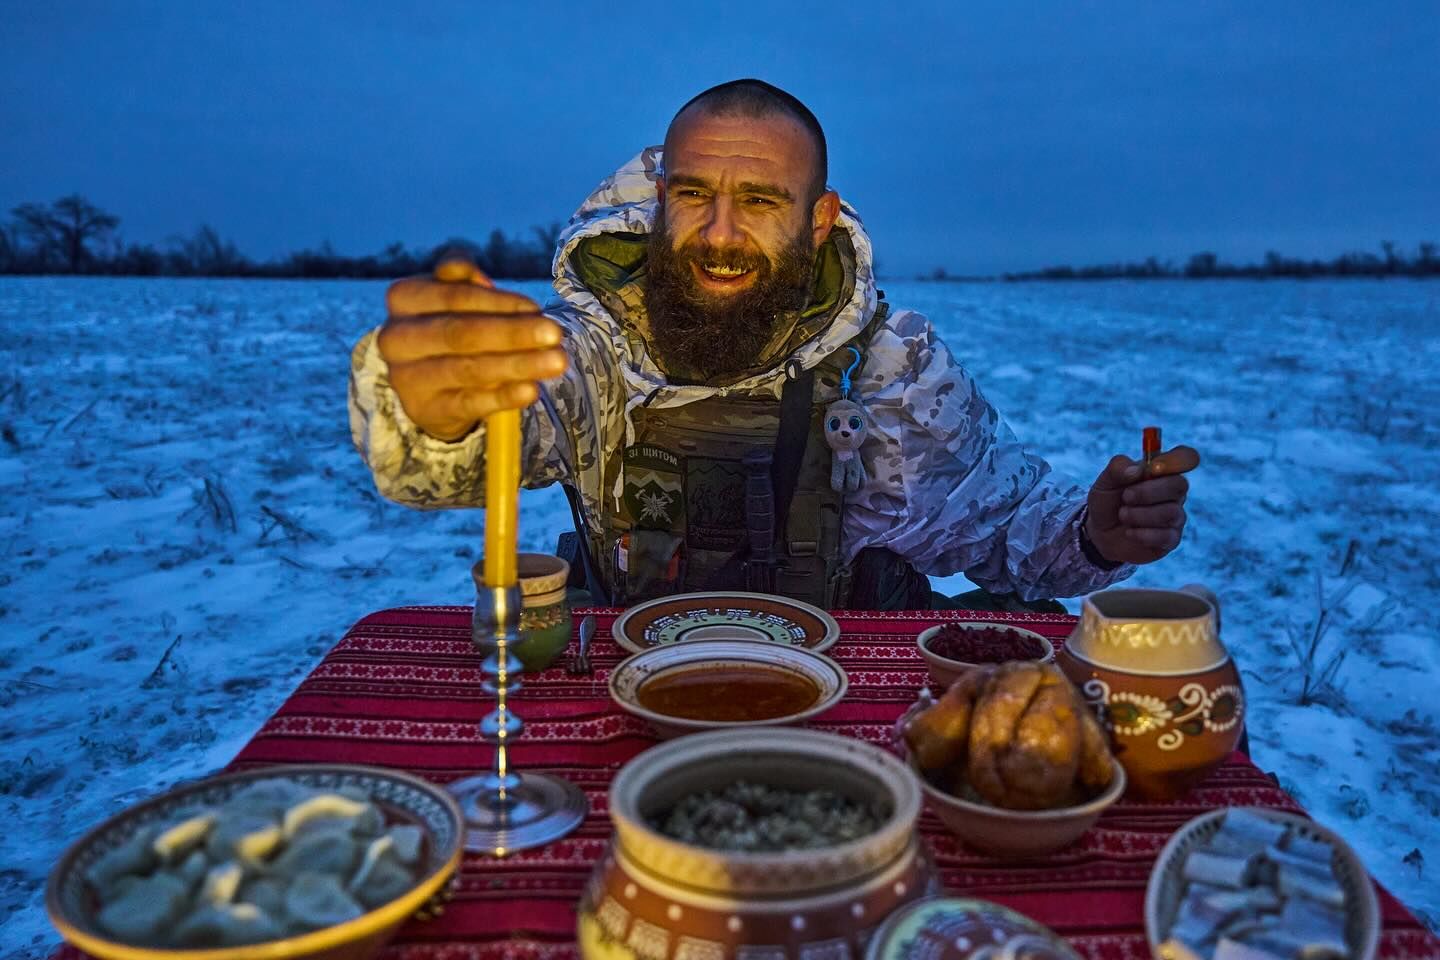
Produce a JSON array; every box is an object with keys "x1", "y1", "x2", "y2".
[{"x1": 1145, "y1": 806, "x2": 1379, "y2": 960}]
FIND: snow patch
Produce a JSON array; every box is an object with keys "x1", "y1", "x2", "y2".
[
  {"x1": 988, "y1": 362, "x2": 1035, "y2": 381},
  {"x1": 2, "y1": 277, "x2": 1438, "y2": 954}
]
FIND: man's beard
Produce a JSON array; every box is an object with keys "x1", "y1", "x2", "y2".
[{"x1": 643, "y1": 219, "x2": 816, "y2": 384}]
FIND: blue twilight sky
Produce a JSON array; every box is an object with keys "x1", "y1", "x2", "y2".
[{"x1": 2, "y1": 1, "x2": 1436, "y2": 276}]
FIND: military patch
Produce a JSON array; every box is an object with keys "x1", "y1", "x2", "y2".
[
  {"x1": 685, "y1": 456, "x2": 747, "y2": 552},
  {"x1": 623, "y1": 444, "x2": 684, "y2": 531}
]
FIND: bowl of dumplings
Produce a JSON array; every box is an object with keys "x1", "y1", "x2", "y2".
[{"x1": 46, "y1": 764, "x2": 464, "y2": 960}]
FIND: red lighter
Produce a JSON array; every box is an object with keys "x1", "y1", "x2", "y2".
[{"x1": 1143, "y1": 426, "x2": 1162, "y2": 473}]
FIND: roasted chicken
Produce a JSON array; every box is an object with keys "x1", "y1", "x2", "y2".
[{"x1": 904, "y1": 661, "x2": 1115, "y2": 810}]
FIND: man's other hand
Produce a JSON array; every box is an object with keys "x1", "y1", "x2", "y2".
[
  {"x1": 378, "y1": 259, "x2": 568, "y2": 441},
  {"x1": 1084, "y1": 445, "x2": 1201, "y2": 566}
]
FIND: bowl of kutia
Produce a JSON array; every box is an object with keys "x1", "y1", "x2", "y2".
[
  {"x1": 577, "y1": 728, "x2": 936, "y2": 959},
  {"x1": 46, "y1": 764, "x2": 463, "y2": 960}
]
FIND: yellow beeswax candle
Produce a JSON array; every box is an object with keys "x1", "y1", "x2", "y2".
[{"x1": 482, "y1": 408, "x2": 521, "y2": 587}]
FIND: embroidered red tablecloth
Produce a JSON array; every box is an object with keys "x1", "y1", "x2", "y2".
[{"x1": 64, "y1": 607, "x2": 1440, "y2": 959}]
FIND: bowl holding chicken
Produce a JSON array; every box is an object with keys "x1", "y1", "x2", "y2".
[{"x1": 898, "y1": 660, "x2": 1125, "y2": 858}]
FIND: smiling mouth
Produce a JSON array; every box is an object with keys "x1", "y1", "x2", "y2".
[{"x1": 692, "y1": 262, "x2": 757, "y2": 288}]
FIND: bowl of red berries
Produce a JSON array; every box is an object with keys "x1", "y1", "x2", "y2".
[{"x1": 915, "y1": 621, "x2": 1055, "y2": 689}]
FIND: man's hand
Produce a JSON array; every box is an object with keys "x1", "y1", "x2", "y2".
[
  {"x1": 1084, "y1": 445, "x2": 1201, "y2": 566},
  {"x1": 377, "y1": 259, "x2": 568, "y2": 441}
]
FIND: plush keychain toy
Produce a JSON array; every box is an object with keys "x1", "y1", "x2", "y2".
[{"x1": 824, "y1": 348, "x2": 869, "y2": 493}]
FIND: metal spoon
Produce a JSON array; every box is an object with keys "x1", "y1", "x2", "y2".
[{"x1": 567, "y1": 614, "x2": 596, "y2": 676}]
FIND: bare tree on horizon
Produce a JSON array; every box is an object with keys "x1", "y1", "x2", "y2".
[{"x1": 10, "y1": 195, "x2": 120, "y2": 272}]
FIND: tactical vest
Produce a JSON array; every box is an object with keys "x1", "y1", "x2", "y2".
[{"x1": 576, "y1": 300, "x2": 892, "y2": 610}]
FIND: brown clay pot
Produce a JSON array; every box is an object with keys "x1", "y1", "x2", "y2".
[
  {"x1": 1056, "y1": 586, "x2": 1246, "y2": 802},
  {"x1": 577, "y1": 728, "x2": 935, "y2": 959}
]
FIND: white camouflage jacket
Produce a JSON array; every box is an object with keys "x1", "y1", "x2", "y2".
[{"x1": 348, "y1": 148, "x2": 1135, "y2": 601}]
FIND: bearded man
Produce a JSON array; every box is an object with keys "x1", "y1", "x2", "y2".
[{"x1": 350, "y1": 79, "x2": 1199, "y2": 610}]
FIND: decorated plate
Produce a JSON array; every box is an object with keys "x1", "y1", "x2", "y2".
[
  {"x1": 865, "y1": 896, "x2": 1080, "y2": 960},
  {"x1": 612, "y1": 591, "x2": 840, "y2": 654}
]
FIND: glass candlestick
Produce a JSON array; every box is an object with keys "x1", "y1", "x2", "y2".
[{"x1": 447, "y1": 583, "x2": 586, "y2": 856}]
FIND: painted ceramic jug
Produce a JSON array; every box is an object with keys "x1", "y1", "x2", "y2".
[{"x1": 1056, "y1": 585, "x2": 1245, "y2": 801}]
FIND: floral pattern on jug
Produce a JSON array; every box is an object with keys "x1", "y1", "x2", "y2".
[{"x1": 1081, "y1": 680, "x2": 1244, "y2": 749}]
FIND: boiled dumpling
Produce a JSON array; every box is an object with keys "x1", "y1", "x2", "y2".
[
  {"x1": 292, "y1": 807, "x2": 384, "y2": 841},
  {"x1": 153, "y1": 812, "x2": 216, "y2": 864},
  {"x1": 173, "y1": 902, "x2": 283, "y2": 948},
  {"x1": 337, "y1": 785, "x2": 378, "y2": 805},
  {"x1": 348, "y1": 835, "x2": 414, "y2": 909},
  {"x1": 387, "y1": 824, "x2": 423, "y2": 866},
  {"x1": 270, "y1": 828, "x2": 359, "y2": 877},
  {"x1": 285, "y1": 872, "x2": 364, "y2": 929},
  {"x1": 350, "y1": 855, "x2": 412, "y2": 909},
  {"x1": 206, "y1": 813, "x2": 283, "y2": 863},
  {"x1": 238, "y1": 877, "x2": 287, "y2": 917},
  {"x1": 226, "y1": 778, "x2": 316, "y2": 819},
  {"x1": 350, "y1": 836, "x2": 394, "y2": 887},
  {"x1": 96, "y1": 873, "x2": 190, "y2": 944},
  {"x1": 107, "y1": 874, "x2": 149, "y2": 901},
  {"x1": 175, "y1": 848, "x2": 210, "y2": 889},
  {"x1": 351, "y1": 804, "x2": 384, "y2": 838},
  {"x1": 84, "y1": 825, "x2": 159, "y2": 892}
]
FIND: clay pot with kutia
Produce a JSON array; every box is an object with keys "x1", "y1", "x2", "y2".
[
  {"x1": 577, "y1": 729, "x2": 934, "y2": 960},
  {"x1": 1056, "y1": 585, "x2": 1245, "y2": 802}
]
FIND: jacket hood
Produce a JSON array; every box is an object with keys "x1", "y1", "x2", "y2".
[{"x1": 547, "y1": 146, "x2": 881, "y2": 412}]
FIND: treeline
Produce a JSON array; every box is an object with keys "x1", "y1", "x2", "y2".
[
  {"x1": 995, "y1": 244, "x2": 1440, "y2": 281},
  {"x1": 0, "y1": 195, "x2": 561, "y2": 279}
]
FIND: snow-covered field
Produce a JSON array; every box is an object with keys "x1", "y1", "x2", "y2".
[{"x1": 1, "y1": 276, "x2": 1436, "y2": 956}]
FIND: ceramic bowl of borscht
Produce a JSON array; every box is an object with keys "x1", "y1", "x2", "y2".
[
  {"x1": 915, "y1": 621, "x2": 1054, "y2": 689},
  {"x1": 608, "y1": 638, "x2": 847, "y2": 739}
]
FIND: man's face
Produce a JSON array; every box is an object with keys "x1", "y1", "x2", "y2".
[{"x1": 643, "y1": 109, "x2": 838, "y2": 383}]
